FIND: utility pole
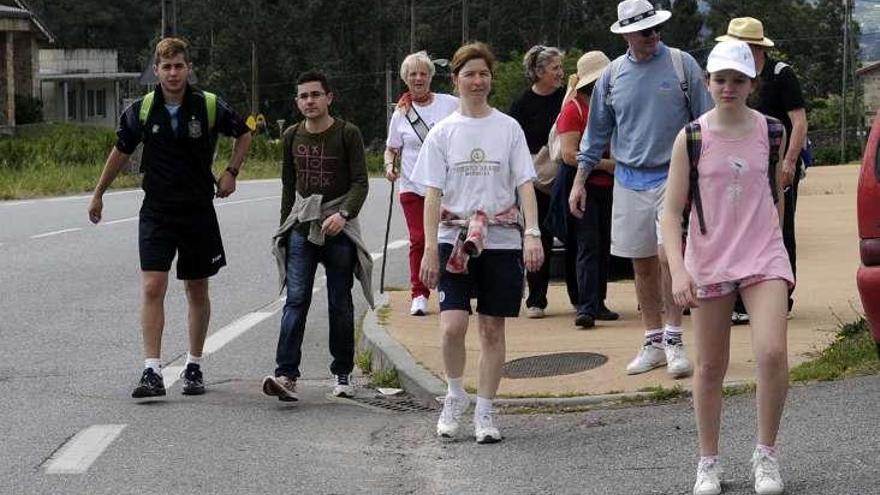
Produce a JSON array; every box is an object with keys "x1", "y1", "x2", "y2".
[
  {"x1": 161, "y1": 0, "x2": 177, "y2": 37},
  {"x1": 386, "y1": 65, "x2": 393, "y2": 125},
  {"x1": 841, "y1": 0, "x2": 849, "y2": 164},
  {"x1": 410, "y1": 0, "x2": 416, "y2": 52},
  {"x1": 462, "y1": 0, "x2": 469, "y2": 44},
  {"x1": 251, "y1": 42, "x2": 258, "y2": 115}
]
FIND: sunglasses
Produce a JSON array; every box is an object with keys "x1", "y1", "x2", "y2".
[{"x1": 639, "y1": 26, "x2": 661, "y2": 37}]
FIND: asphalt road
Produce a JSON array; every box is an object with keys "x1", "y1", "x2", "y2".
[{"x1": 1, "y1": 178, "x2": 877, "y2": 494}]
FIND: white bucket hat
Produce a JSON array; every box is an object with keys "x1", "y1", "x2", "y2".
[
  {"x1": 706, "y1": 40, "x2": 757, "y2": 78},
  {"x1": 610, "y1": 0, "x2": 672, "y2": 34}
]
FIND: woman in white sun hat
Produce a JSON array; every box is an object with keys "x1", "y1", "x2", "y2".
[{"x1": 661, "y1": 39, "x2": 792, "y2": 495}]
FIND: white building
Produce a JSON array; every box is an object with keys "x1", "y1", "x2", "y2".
[{"x1": 38, "y1": 49, "x2": 140, "y2": 127}]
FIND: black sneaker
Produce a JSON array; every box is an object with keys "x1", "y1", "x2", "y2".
[
  {"x1": 132, "y1": 368, "x2": 166, "y2": 398},
  {"x1": 181, "y1": 363, "x2": 205, "y2": 395},
  {"x1": 575, "y1": 314, "x2": 595, "y2": 329},
  {"x1": 595, "y1": 304, "x2": 620, "y2": 321}
]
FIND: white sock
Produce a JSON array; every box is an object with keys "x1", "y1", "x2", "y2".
[
  {"x1": 664, "y1": 325, "x2": 683, "y2": 345},
  {"x1": 700, "y1": 455, "x2": 719, "y2": 466},
  {"x1": 756, "y1": 444, "x2": 777, "y2": 456},
  {"x1": 446, "y1": 376, "x2": 466, "y2": 398},
  {"x1": 644, "y1": 328, "x2": 664, "y2": 348},
  {"x1": 475, "y1": 396, "x2": 493, "y2": 417},
  {"x1": 185, "y1": 353, "x2": 203, "y2": 366},
  {"x1": 144, "y1": 358, "x2": 162, "y2": 374}
]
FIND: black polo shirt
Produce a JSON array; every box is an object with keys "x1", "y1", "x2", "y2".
[
  {"x1": 116, "y1": 84, "x2": 249, "y2": 207},
  {"x1": 750, "y1": 57, "x2": 806, "y2": 153}
]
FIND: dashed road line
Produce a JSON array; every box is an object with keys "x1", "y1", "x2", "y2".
[
  {"x1": 31, "y1": 228, "x2": 81, "y2": 239},
  {"x1": 43, "y1": 424, "x2": 127, "y2": 474}
]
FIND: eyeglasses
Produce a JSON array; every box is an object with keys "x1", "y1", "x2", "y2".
[
  {"x1": 297, "y1": 91, "x2": 326, "y2": 100},
  {"x1": 639, "y1": 26, "x2": 661, "y2": 37}
]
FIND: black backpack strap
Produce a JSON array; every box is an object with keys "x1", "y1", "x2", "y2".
[
  {"x1": 685, "y1": 121, "x2": 706, "y2": 235},
  {"x1": 765, "y1": 116, "x2": 784, "y2": 204}
]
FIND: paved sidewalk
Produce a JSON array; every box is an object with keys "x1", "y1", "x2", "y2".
[{"x1": 371, "y1": 165, "x2": 863, "y2": 398}]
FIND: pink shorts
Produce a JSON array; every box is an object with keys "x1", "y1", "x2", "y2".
[{"x1": 696, "y1": 275, "x2": 784, "y2": 300}]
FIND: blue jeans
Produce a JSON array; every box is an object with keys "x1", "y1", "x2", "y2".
[{"x1": 275, "y1": 229, "x2": 356, "y2": 379}]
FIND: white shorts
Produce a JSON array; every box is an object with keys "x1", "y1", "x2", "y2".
[{"x1": 610, "y1": 180, "x2": 666, "y2": 259}]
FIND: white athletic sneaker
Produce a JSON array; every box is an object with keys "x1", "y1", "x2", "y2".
[
  {"x1": 436, "y1": 394, "x2": 469, "y2": 438},
  {"x1": 752, "y1": 449, "x2": 784, "y2": 495},
  {"x1": 410, "y1": 295, "x2": 428, "y2": 316},
  {"x1": 693, "y1": 458, "x2": 723, "y2": 495},
  {"x1": 473, "y1": 412, "x2": 502, "y2": 444},
  {"x1": 526, "y1": 306, "x2": 545, "y2": 319},
  {"x1": 626, "y1": 345, "x2": 666, "y2": 374},
  {"x1": 666, "y1": 341, "x2": 693, "y2": 378},
  {"x1": 332, "y1": 374, "x2": 354, "y2": 398}
]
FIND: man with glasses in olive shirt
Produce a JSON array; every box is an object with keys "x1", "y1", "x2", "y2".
[{"x1": 262, "y1": 71, "x2": 370, "y2": 402}]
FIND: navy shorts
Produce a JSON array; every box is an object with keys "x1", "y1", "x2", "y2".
[
  {"x1": 139, "y1": 202, "x2": 226, "y2": 280},
  {"x1": 437, "y1": 243, "x2": 524, "y2": 318}
]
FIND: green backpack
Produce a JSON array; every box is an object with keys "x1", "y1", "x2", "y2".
[{"x1": 139, "y1": 90, "x2": 217, "y2": 130}]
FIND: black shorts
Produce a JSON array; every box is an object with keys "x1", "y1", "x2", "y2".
[
  {"x1": 438, "y1": 243, "x2": 524, "y2": 318},
  {"x1": 139, "y1": 202, "x2": 226, "y2": 280}
]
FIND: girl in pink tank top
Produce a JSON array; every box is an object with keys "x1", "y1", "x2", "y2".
[{"x1": 661, "y1": 40, "x2": 792, "y2": 495}]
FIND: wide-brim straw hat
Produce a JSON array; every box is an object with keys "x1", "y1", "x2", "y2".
[
  {"x1": 610, "y1": 0, "x2": 672, "y2": 34},
  {"x1": 715, "y1": 17, "x2": 774, "y2": 47},
  {"x1": 575, "y1": 51, "x2": 611, "y2": 90}
]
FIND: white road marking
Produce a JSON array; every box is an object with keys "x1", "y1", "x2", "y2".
[
  {"x1": 370, "y1": 238, "x2": 409, "y2": 260},
  {"x1": 162, "y1": 366, "x2": 184, "y2": 389},
  {"x1": 101, "y1": 217, "x2": 138, "y2": 226},
  {"x1": 202, "y1": 311, "x2": 276, "y2": 355},
  {"x1": 216, "y1": 195, "x2": 280, "y2": 207},
  {"x1": 31, "y1": 228, "x2": 81, "y2": 239},
  {"x1": 43, "y1": 424, "x2": 127, "y2": 474},
  {"x1": 386, "y1": 239, "x2": 410, "y2": 250}
]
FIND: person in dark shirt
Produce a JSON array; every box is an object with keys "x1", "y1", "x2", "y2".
[
  {"x1": 718, "y1": 17, "x2": 808, "y2": 319},
  {"x1": 508, "y1": 45, "x2": 565, "y2": 319},
  {"x1": 88, "y1": 37, "x2": 252, "y2": 399},
  {"x1": 262, "y1": 70, "x2": 369, "y2": 402}
]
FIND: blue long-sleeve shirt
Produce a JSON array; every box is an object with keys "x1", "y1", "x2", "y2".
[{"x1": 577, "y1": 43, "x2": 713, "y2": 191}]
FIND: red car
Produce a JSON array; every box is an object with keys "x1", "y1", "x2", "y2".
[{"x1": 856, "y1": 110, "x2": 880, "y2": 357}]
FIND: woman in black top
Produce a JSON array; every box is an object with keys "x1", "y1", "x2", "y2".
[{"x1": 508, "y1": 45, "x2": 565, "y2": 319}]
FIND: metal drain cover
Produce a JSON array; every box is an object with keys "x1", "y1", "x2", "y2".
[
  {"x1": 502, "y1": 352, "x2": 608, "y2": 379},
  {"x1": 349, "y1": 396, "x2": 438, "y2": 413}
]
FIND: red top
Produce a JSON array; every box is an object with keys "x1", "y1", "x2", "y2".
[{"x1": 556, "y1": 97, "x2": 613, "y2": 187}]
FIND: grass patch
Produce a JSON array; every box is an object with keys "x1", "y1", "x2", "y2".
[
  {"x1": 355, "y1": 348, "x2": 373, "y2": 375},
  {"x1": 369, "y1": 367, "x2": 401, "y2": 388},
  {"x1": 790, "y1": 317, "x2": 879, "y2": 382},
  {"x1": 375, "y1": 305, "x2": 392, "y2": 325},
  {"x1": 622, "y1": 384, "x2": 689, "y2": 404},
  {"x1": 722, "y1": 382, "x2": 757, "y2": 398},
  {"x1": 0, "y1": 124, "x2": 386, "y2": 199}
]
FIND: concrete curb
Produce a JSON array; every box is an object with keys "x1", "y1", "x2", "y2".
[
  {"x1": 360, "y1": 292, "x2": 447, "y2": 404},
  {"x1": 360, "y1": 292, "x2": 698, "y2": 408}
]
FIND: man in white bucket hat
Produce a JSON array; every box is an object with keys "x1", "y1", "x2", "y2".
[
  {"x1": 717, "y1": 17, "x2": 808, "y2": 323},
  {"x1": 569, "y1": 0, "x2": 713, "y2": 379}
]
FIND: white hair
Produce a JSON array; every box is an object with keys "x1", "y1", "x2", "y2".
[{"x1": 399, "y1": 51, "x2": 436, "y2": 82}]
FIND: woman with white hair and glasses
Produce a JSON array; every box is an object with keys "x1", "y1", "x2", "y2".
[
  {"x1": 384, "y1": 51, "x2": 458, "y2": 316},
  {"x1": 508, "y1": 44, "x2": 565, "y2": 319}
]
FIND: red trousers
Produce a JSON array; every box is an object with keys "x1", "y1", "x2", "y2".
[{"x1": 400, "y1": 192, "x2": 429, "y2": 299}]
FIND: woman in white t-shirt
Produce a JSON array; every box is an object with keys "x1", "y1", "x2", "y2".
[
  {"x1": 384, "y1": 51, "x2": 459, "y2": 317},
  {"x1": 411, "y1": 42, "x2": 544, "y2": 445}
]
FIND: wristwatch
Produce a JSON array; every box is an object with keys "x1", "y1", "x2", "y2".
[
  {"x1": 524, "y1": 227, "x2": 541, "y2": 238},
  {"x1": 339, "y1": 210, "x2": 351, "y2": 220}
]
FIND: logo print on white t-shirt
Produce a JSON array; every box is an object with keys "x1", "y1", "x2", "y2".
[{"x1": 470, "y1": 148, "x2": 486, "y2": 163}]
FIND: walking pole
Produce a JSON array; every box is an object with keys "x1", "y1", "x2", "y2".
[{"x1": 380, "y1": 177, "x2": 395, "y2": 294}]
